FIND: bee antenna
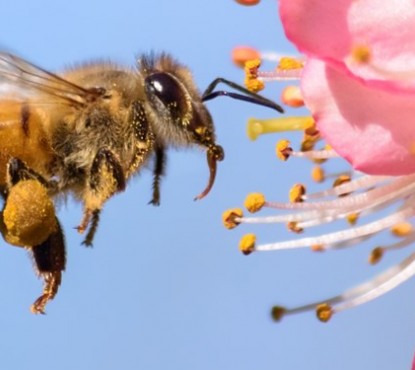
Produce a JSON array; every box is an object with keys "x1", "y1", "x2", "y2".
[{"x1": 202, "y1": 77, "x2": 284, "y2": 113}]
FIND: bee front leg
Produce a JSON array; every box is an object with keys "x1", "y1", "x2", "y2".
[
  {"x1": 149, "y1": 145, "x2": 166, "y2": 206},
  {"x1": 30, "y1": 219, "x2": 66, "y2": 314},
  {"x1": 78, "y1": 148, "x2": 126, "y2": 246}
]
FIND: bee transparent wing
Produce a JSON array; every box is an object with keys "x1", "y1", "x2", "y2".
[{"x1": 0, "y1": 52, "x2": 103, "y2": 107}]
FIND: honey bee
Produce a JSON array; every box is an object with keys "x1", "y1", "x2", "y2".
[{"x1": 0, "y1": 52, "x2": 282, "y2": 313}]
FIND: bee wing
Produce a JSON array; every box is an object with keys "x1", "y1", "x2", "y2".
[{"x1": 0, "y1": 52, "x2": 104, "y2": 108}]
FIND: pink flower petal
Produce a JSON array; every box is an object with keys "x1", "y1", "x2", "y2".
[
  {"x1": 301, "y1": 58, "x2": 415, "y2": 175},
  {"x1": 280, "y1": 0, "x2": 415, "y2": 91},
  {"x1": 279, "y1": 0, "x2": 351, "y2": 61}
]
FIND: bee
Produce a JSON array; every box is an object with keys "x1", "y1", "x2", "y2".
[{"x1": 0, "y1": 52, "x2": 282, "y2": 313}]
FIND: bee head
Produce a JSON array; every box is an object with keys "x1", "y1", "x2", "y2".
[
  {"x1": 140, "y1": 53, "x2": 224, "y2": 200},
  {"x1": 139, "y1": 53, "x2": 282, "y2": 200}
]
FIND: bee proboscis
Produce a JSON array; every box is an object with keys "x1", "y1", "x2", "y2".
[{"x1": 0, "y1": 52, "x2": 282, "y2": 313}]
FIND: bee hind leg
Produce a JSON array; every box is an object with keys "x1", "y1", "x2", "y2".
[
  {"x1": 1, "y1": 158, "x2": 65, "y2": 313},
  {"x1": 6, "y1": 157, "x2": 56, "y2": 191},
  {"x1": 30, "y1": 218, "x2": 66, "y2": 314},
  {"x1": 78, "y1": 148, "x2": 126, "y2": 246}
]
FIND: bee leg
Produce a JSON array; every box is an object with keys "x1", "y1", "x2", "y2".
[
  {"x1": 78, "y1": 148, "x2": 126, "y2": 244},
  {"x1": 30, "y1": 218, "x2": 66, "y2": 314},
  {"x1": 149, "y1": 145, "x2": 166, "y2": 206},
  {"x1": 6, "y1": 157, "x2": 54, "y2": 190},
  {"x1": 81, "y1": 209, "x2": 100, "y2": 247}
]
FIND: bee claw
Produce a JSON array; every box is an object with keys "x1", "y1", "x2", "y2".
[
  {"x1": 77, "y1": 209, "x2": 93, "y2": 234},
  {"x1": 148, "y1": 199, "x2": 160, "y2": 206},
  {"x1": 30, "y1": 297, "x2": 48, "y2": 315}
]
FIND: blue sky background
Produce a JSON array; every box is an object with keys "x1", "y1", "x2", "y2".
[{"x1": 0, "y1": 1, "x2": 414, "y2": 369}]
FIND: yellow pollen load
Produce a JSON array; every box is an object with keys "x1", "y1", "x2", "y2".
[
  {"x1": 239, "y1": 233, "x2": 256, "y2": 255},
  {"x1": 276, "y1": 139, "x2": 292, "y2": 161},
  {"x1": 244, "y1": 192, "x2": 266, "y2": 213},
  {"x1": 351, "y1": 44, "x2": 372, "y2": 64},
  {"x1": 369, "y1": 247, "x2": 384, "y2": 265},
  {"x1": 2, "y1": 180, "x2": 56, "y2": 247},
  {"x1": 222, "y1": 208, "x2": 243, "y2": 229},
  {"x1": 316, "y1": 303, "x2": 333, "y2": 323},
  {"x1": 390, "y1": 222, "x2": 414, "y2": 237},
  {"x1": 289, "y1": 183, "x2": 306, "y2": 203},
  {"x1": 277, "y1": 56, "x2": 304, "y2": 70}
]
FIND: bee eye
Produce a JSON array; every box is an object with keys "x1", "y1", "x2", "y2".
[{"x1": 145, "y1": 72, "x2": 183, "y2": 107}]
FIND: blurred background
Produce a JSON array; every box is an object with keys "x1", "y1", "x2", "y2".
[{"x1": 0, "y1": 1, "x2": 413, "y2": 369}]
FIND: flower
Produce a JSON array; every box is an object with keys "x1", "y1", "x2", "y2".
[
  {"x1": 226, "y1": 0, "x2": 415, "y2": 322},
  {"x1": 281, "y1": 0, "x2": 415, "y2": 175}
]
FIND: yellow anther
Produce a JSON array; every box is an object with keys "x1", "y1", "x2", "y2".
[
  {"x1": 334, "y1": 175, "x2": 351, "y2": 186},
  {"x1": 235, "y1": 0, "x2": 261, "y2": 6},
  {"x1": 316, "y1": 303, "x2": 333, "y2": 323},
  {"x1": 351, "y1": 44, "x2": 372, "y2": 64},
  {"x1": 301, "y1": 122, "x2": 320, "y2": 153},
  {"x1": 244, "y1": 193, "x2": 266, "y2": 213},
  {"x1": 232, "y1": 46, "x2": 261, "y2": 68},
  {"x1": 239, "y1": 233, "x2": 256, "y2": 255},
  {"x1": 287, "y1": 221, "x2": 303, "y2": 233},
  {"x1": 289, "y1": 183, "x2": 306, "y2": 203},
  {"x1": 276, "y1": 139, "x2": 292, "y2": 161},
  {"x1": 311, "y1": 244, "x2": 325, "y2": 252},
  {"x1": 311, "y1": 166, "x2": 325, "y2": 183},
  {"x1": 270, "y1": 306, "x2": 286, "y2": 322},
  {"x1": 277, "y1": 57, "x2": 304, "y2": 70},
  {"x1": 391, "y1": 222, "x2": 414, "y2": 237},
  {"x1": 346, "y1": 212, "x2": 359, "y2": 226},
  {"x1": 244, "y1": 58, "x2": 261, "y2": 73},
  {"x1": 222, "y1": 208, "x2": 243, "y2": 230},
  {"x1": 333, "y1": 175, "x2": 351, "y2": 195},
  {"x1": 369, "y1": 247, "x2": 384, "y2": 265},
  {"x1": 304, "y1": 123, "x2": 319, "y2": 139},
  {"x1": 244, "y1": 77, "x2": 264, "y2": 93},
  {"x1": 281, "y1": 85, "x2": 304, "y2": 108},
  {"x1": 244, "y1": 59, "x2": 264, "y2": 92},
  {"x1": 300, "y1": 139, "x2": 316, "y2": 152}
]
